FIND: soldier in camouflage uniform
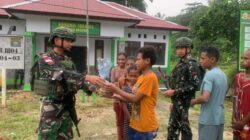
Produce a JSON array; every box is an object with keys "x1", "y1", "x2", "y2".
[
  {"x1": 35, "y1": 27, "x2": 104, "y2": 140},
  {"x1": 163, "y1": 37, "x2": 201, "y2": 140}
]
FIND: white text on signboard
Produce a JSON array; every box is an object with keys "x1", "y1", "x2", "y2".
[{"x1": 0, "y1": 36, "x2": 24, "y2": 69}]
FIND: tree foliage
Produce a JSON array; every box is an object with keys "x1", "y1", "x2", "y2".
[
  {"x1": 166, "y1": 0, "x2": 250, "y2": 64},
  {"x1": 189, "y1": 0, "x2": 240, "y2": 62},
  {"x1": 155, "y1": 12, "x2": 166, "y2": 19}
]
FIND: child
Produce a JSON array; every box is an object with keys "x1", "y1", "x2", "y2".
[
  {"x1": 111, "y1": 53, "x2": 127, "y2": 85},
  {"x1": 120, "y1": 64, "x2": 140, "y2": 140},
  {"x1": 118, "y1": 56, "x2": 136, "y2": 87},
  {"x1": 125, "y1": 56, "x2": 136, "y2": 69},
  {"x1": 232, "y1": 49, "x2": 250, "y2": 140},
  {"x1": 191, "y1": 46, "x2": 227, "y2": 140},
  {"x1": 105, "y1": 46, "x2": 159, "y2": 140},
  {"x1": 110, "y1": 52, "x2": 127, "y2": 140}
]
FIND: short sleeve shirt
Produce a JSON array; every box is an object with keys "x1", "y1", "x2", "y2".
[
  {"x1": 199, "y1": 67, "x2": 227, "y2": 125},
  {"x1": 130, "y1": 72, "x2": 159, "y2": 132}
]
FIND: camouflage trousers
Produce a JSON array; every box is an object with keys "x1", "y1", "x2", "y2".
[
  {"x1": 167, "y1": 102, "x2": 192, "y2": 140},
  {"x1": 37, "y1": 99, "x2": 73, "y2": 140}
]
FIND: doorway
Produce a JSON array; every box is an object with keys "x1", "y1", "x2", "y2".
[
  {"x1": 70, "y1": 46, "x2": 87, "y2": 73},
  {"x1": 95, "y1": 40, "x2": 104, "y2": 72}
]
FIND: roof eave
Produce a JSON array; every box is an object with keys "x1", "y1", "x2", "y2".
[
  {"x1": 0, "y1": 9, "x2": 17, "y2": 19},
  {"x1": 130, "y1": 26, "x2": 188, "y2": 32},
  {"x1": 0, "y1": 13, "x2": 19, "y2": 19},
  {"x1": 0, "y1": 15, "x2": 10, "y2": 18},
  {"x1": 4, "y1": 8, "x2": 141, "y2": 23}
]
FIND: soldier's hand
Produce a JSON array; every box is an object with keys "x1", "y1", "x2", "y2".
[
  {"x1": 163, "y1": 90, "x2": 175, "y2": 97},
  {"x1": 103, "y1": 82, "x2": 118, "y2": 93},
  {"x1": 85, "y1": 75, "x2": 105, "y2": 87},
  {"x1": 169, "y1": 104, "x2": 173, "y2": 111},
  {"x1": 190, "y1": 99, "x2": 195, "y2": 107}
]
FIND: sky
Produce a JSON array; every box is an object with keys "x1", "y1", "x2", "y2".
[{"x1": 145, "y1": 0, "x2": 208, "y2": 17}]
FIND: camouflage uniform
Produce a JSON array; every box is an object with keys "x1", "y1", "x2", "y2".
[
  {"x1": 35, "y1": 27, "x2": 83, "y2": 140},
  {"x1": 167, "y1": 37, "x2": 201, "y2": 140}
]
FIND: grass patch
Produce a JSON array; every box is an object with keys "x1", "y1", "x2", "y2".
[
  {"x1": 224, "y1": 99, "x2": 233, "y2": 130},
  {"x1": 0, "y1": 92, "x2": 39, "y2": 140},
  {"x1": 0, "y1": 92, "x2": 116, "y2": 140},
  {"x1": 7, "y1": 100, "x2": 39, "y2": 113},
  {"x1": 0, "y1": 89, "x2": 233, "y2": 140},
  {"x1": 0, "y1": 114, "x2": 38, "y2": 140},
  {"x1": 159, "y1": 90, "x2": 233, "y2": 130}
]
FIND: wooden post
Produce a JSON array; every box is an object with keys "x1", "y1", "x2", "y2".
[{"x1": 1, "y1": 69, "x2": 6, "y2": 107}]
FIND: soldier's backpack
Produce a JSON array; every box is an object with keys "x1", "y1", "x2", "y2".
[{"x1": 30, "y1": 55, "x2": 51, "y2": 96}]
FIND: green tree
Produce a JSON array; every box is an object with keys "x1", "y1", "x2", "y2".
[
  {"x1": 239, "y1": 0, "x2": 250, "y2": 9},
  {"x1": 167, "y1": 2, "x2": 208, "y2": 26},
  {"x1": 166, "y1": 2, "x2": 209, "y2": 59},
  {"x1": 166, "y1": 0, "x2": 250, "y2": 63},
  {"x1": 188, "y1": 0, "x2": 241, "y2": 63},
  {"x1": 155, "y1": 12, "x2": 166, "y2": 19},
  {"x1": 182, "y1": 2, "x2": 203, "y2": 13}
]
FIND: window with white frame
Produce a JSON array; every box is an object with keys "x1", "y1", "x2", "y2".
[
  {"x1": 118, "y1": 41, "x2": 140, "y2": 58},
  {"x1": 144, "y1": 42, "x2": 166, "y2": 65}
]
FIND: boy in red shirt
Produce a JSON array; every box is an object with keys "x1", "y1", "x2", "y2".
[{"x1": 233, "y1": 49, "x2": 250, "y2": 140}]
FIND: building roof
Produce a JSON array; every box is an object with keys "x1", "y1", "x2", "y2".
[
  {"x1": 0, "y1": 9, "x2": 10, "y2": 18},
  {"x1": 0, "y1": 0, "x2": 33, "y2": 18},
  {"x1": 0, "y1": 0, "x2": 25, "y2": 7},
  {"x1": 0, "y1": 0, "x2": 188, "y2": 31},
  {"x1": 0, "y1": 0, "x2": 140, "y2": 22},
  {"x1": 0, "y1": 9, "x2": 8, "y2": 17},
  {"x1": 106, "y1": 2, "x2": 188, "y2": 31}
]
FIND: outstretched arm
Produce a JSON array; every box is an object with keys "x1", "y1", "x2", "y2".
[
  {"x1": 191, "y1": 90, "x2": 210, "y2": 106},
  {"x1": 104, "y1": 82, "x2": 144, "y2": 103}
]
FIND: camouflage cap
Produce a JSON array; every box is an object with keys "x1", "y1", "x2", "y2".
[
  {"x1": 49, "y1": 27, "x2": 76, "y2": 44},
  {"x1": 175, "y1": 37, "x2": 193, "y2": 49}
]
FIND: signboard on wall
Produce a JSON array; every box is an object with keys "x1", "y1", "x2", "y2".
[
  {"x1": 51, "y1": 19, "x2": 100, "y2": 36},
  {"x1": 0, "y1": 36, "x2": 24, "y2": 69},
  {"x1": 239, "y1": 10, "x2": 250, "y2": 70}
]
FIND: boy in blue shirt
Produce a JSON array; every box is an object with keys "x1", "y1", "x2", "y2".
[{"x1": 191, "y1": 46, "x2": 227, "y2": 140}]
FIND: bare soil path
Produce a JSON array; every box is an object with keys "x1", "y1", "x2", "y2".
[{"x1": 0, "y1": 91, "x2": 233, "y2": 140}]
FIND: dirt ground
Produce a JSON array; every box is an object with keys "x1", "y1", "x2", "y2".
[
  {"x1": 75, "y1": 93, "x2": 233, "y2": 140},
  {"x1": 0, "y1": 91, "x2": 233, "y2": 140}
]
